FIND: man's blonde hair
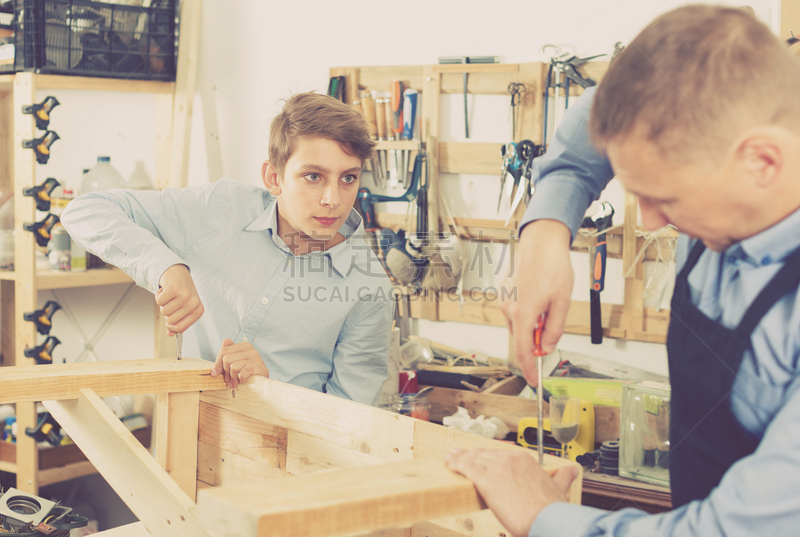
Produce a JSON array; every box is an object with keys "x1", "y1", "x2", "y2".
[
  {"x1": 269, "y1": 93, "x2": 375, "y2": 176},
  {"x1": 590, "y1": 5, "x2": 800, "y2": 162}
]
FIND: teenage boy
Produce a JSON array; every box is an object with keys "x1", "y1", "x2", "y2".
[
  {"x1": 448, "y1": 5, "x2": 800, "y2": 537},
  {"x1": 61, "y1": 93, "x2": 394, "y2": 405}
]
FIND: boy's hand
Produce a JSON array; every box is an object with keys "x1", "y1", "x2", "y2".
[
  {"x1": 446, "y1": 448, "x2": 579, "y2": 537},
  {"x1": 156, "y1": 264, "x2": 204, "y2": 336},
  {"x1": 211, "y1": 338, "x2": 269, "y2": 389}
]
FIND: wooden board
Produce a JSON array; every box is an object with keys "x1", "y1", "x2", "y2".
[
  {"x1": 43, "y1": 389, "x2": 209, "y2": 537},
  {"x1": 197, "y1": 456, "x2": 487, "y2": 537},
  {"x1": 0, "y1": 358, "x2": 226, "y2": 403},
  {"x1": 200, "y1": 377, "x2": 416, "y2": 463},
  {"x1": 155, "y1": 391, "x2": 200, "y2": 500},
  {"x1": 438, "y1": 142, "x2": 502, "y2": 175}
]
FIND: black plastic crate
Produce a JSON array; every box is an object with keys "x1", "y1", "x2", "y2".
[{"x1": 0, "y1": 0, "x2": 177, "y2": 80}]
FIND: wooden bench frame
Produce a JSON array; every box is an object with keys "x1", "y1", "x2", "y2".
[{"x1": 0, "y1": 358, "x2": 581, "y2": 537}]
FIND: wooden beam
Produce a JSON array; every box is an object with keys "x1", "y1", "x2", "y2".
[
  {"x1": 438, "y1": 142, "x2": 502, "y2": 175},
  {"x1": 155, "y1": 391, "x2": 200, "y2": 500},
  {"x1": 35, "y1": 75, "x2": 174, "y2": 94},
  {"x1": 169, "y1": 0, "x2": 202, "y2": 188},
  {"x1": 92, "y1": 522, "x2": 152, "y2": 537},
  {"x1": 43, "y1": 389, "x2": 209, "y2": 537},
  {"x1": 200, "y1": 377, "x2": 416, "y2": 463},
  {"x1": 0, "y1": 358, "x2": 226, "y2": 404},
  {"x1": 782, "y1": 0, "x2": 800, "y2": 40},
  {"x1": 197, "y1": 456, "x2": 487, "y2": 537}
]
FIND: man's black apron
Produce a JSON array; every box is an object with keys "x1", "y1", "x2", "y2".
[{"x1": 666, "y1": 240, "x2": 800, "y2": 507}]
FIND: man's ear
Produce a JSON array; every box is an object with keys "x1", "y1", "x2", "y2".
[
  {"x1": 736, "y1": 135, "x2": 782, "y2": 189},
  {"x1": 262, "y1": 161, "x2": 282, "y2": 196}
]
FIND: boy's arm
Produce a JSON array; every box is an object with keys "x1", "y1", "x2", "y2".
[
  {"x1": 325, "y1": 296, "x2": 394, "y2": 406},
  {"x1": 60, "y1": 184, "x2": 221, "y2": 293}
]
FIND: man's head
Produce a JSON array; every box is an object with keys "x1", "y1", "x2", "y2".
[
  {"x1": 262, "y1": 93, "x2": 375, "y2": 249},
  {"x1": 590, "y1": 6, "x2": 800, "y2": 251}
]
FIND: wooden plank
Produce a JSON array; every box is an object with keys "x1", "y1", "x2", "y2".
[
  {"x1": 43, "y1": 389, "x2": 208, "y2": 537},
  {"x1": 155, "y1": 391, "x2": 200, "y2": 500},
  {"x1": 0, "y1": 90, "x2": 11, "y2": 191},
  {"x1": 197, "y1": 441, "x2": 291, "y2": 486},
  {"x1": 623, "y1": 193, "x2": 644, "y2": 336},
  {"x1": 169, "y1": 0, "x2": 202, "y2": 189},
  {"x1": 412, "y1": 421, "x2": 582, "y2": 505},
  {"x1": 424, "y1": 511, "x2": 512, "y2": 537},
  {"x1": 1, "y1": 280, "x2": 14, "y2": 367},
  {"x1": 200, "y1": 377, "x2": 416, "y2": 464},
  {"x1": 197, "y1": 456, "x2": 487, "y2": 537},
  {"x1": 439, "y1": 142, "x2": 502, "y2": 175},
  {"x1": 35, "y1": 267, "x2": 133, "y2": 289},
  {"x1": 154, "y1": 93, "x2": 174, "y2": 190},
  {"x1": 432, "y1": 64, "x2": 518, "y2": 75},
  {"x1": 198, "y1": 402, "x2": 288, "y2": 472},
  {"x1": 35, "y1": 75, "x2": 174, "y2": 94},
  {"x1": 782, "y1": 1, "x2": 800, "y2": 40},
  {"x1": 285, "y1": 429, "x2": 388, "y2": 475},
  {"x1": 38, "y1": 460, "x2": 96, "y2": 487},
  {"x1": 375, "y1": 140, "x2": 419, "y2": 151},
  {"x1": 515, "y1": 62, "x2": 546, "y2": 144},
  {"x1": 13, "y1": 71, "x2": 39, "y2": 493},
  {"x1": 357, "y1": 66, "x2": 424, "y2": 97},
  {"x1": 0, "y1": 358, "x2": 226, "y2": 404},
  {"x1": 482, "y1": 375, "x2": 527, "y2": 395},
  {"x1": 92, "y1": 522, "x2": 152, "y2": 537}
]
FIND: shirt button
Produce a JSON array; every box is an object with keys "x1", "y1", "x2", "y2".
[
  {"x1": 262, "y1": 297, "x2": 269, "y2": 305},
  {"x1": 242, "y1": 336, "x2": 249, "y2": 343},
  {"x1": 762, "y1": 255, "x2": 772, "y2": 265}
]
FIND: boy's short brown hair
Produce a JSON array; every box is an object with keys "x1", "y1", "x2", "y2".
[
  {"x1": 269, "y1": 93, "x2": 375, "y2": 177},
  {"x1": 590, "y1": 5, "x2": 800, "y2": 163}
]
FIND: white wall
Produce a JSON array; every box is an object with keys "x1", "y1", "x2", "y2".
[{"x1": 30, "y1": 0, "x2": 780, "y2": 381}]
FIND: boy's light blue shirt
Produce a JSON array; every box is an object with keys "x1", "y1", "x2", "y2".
[
  {"x1": 61, "y1": 178, "x2": 394, "y2": 406},
  {"x1": 522, "y1": 87, "x2": 800, "y2": 537}
]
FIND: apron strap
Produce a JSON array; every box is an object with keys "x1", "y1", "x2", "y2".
[{"x1": 736, "y1": 245, "x2": 800, "y2": 334}]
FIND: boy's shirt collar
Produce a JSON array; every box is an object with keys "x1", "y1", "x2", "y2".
[{"x1": 245, "y1": 198, "x2": 368, "y2": 277}]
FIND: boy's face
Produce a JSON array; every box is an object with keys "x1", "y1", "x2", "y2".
[
  {"x1": 607, "y1": 134, "x2": 751, "y2": 252},
  {"x1": 262, "y1": 137, "x2": 362, "y2": 245}
]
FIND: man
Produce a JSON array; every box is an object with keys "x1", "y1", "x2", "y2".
[
  {"x1": 62, "y1": 93, "x2": 394, "y2": 405},
  {"x1": 448, "y1": 5, "x2": 800, "y2": 536}
]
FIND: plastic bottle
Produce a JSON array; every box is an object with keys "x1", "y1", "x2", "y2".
[
  {"x1": 127, "y1": 160, "x2": 154, "y2": 190},
  {"x1": 80, "y1": 156, "x2": 126, "y2": 195}
]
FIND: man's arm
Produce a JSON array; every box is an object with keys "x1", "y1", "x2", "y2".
[
  {"x1": 325, "y1": 295, "x2": 394, "y2": 405},
  {"x1": 503, "y1": 86, "x2": 615, "y2": 386},
  {"x1": 451, "y1": 373, "x2": 800, "y2": 537}
]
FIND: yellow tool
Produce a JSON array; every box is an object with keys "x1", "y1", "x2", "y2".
[{"x1": 518, "y1": 399, "x2": 595, "y2": 461}]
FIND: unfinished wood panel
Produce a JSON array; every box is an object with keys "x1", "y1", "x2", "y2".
[
  {"x1": 197, "y1": 456, "x2": 487, "y2": 537},
  {"x1": 154, "y1": 391, "x2": 200, "y2": 500},
  {"x1": 425, "y1": 512, "x2": 511, "y2": 537},
  {"x1": 0, "y1": 90, "x2": 11, "y2": 190},
  {"x1": 432, "y1": 64, "x2": 518, "y2": 75},
  {"x1": 439, "y1": 142, "x2": 502, "y2": 175},
  {"x1": 355, "y1": 65, "x2": 425, "y2": 95},
  {"x1": 43, "y1": 389, "x2": 208, "y2": 537},
  {"x1": 197, "y1": 441, "x2": 291, "y2": 487},
  {"x1": 516, "y1": 62, "x2": 546, "y2": 144},
  {"x1": 1, "y1": 280, "x2": 14, "y2": 367},
  {"x1": 285, "y1": 429, "x2": 389, "y2": 476},
  {"x1": 13, "y1": 72, "x2": 38, "y2": 493},
  {"x1": 783, "y1": 1, "x2": 800, "y2": 40},
  {"x1": 38, "y1": 460, "x2": 96, "y2": 487},
  {"x1": 198, "y1": 402, "x2": 287, "y2": 468},
  {"x1": 35, "y1": 75, "x2": 174, "y2": 93},
  {"x1": 0, "y1": 358, "x2": 226, "y2": 404},
  {"x1": 153, "y1": 93, "x2": 174, "y2": 189},
  {"x1": 92, "y1": 522, "x2": 152, "y2": 537},
  {"x1": 200, "y1": 377, "x2": 416, "y2": 463},
  {"x1": 482, "y1": 375, "x2": 527, "y2": 395},
  {"x1": 623, "y1": 193, "x2": 644, "y2": 335},
  {"x1": 169, "y1": 0, "x2": 201, "y2": 189}
]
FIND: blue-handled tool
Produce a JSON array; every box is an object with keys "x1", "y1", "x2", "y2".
[{"x1": 358, "y1": 151, "x2": 423, "y2": 232}]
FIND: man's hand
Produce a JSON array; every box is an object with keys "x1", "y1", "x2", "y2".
[
  {"x1": 156, "y1": 264, "x2": 204, "y2": 336},
  {"x1": 211, "y1": 338, "x2": 269, "y2": 389},
  {"x1": 501, "y1": 219, "x2": 573, "y2": 386},
  {"x1": 446, "y1": 448, "x2": 579, "y2": 537}
]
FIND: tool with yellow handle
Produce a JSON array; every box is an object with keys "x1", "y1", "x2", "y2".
[{"x1": 22, "y1": 96, "x2": 60, "y2": 130}]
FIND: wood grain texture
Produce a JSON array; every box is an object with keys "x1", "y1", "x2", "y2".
[
  {"x1": 438, "y1": 142, "x2": 503, "y2": 175},
  {"x1": 154, "y1": 391, "x2": 200, "y2": 500},
  {"x1": 43, "y1": 389, "x2": 209, "y2": 537},
  {"x1": 200, "y1": 377, "x2": 416, "y2": 463},
  {"x1": 91, "y1": 522, "x2": 153, "y2": 537},
  {"x1": 197, "y1": 456, "x2": 487, "y2": 537},
  {"x1": 0, "y1": 358, "x2": 226, "y2": 403}
]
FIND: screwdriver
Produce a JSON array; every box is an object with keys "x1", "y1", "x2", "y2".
[{"x1": 533, "y1": 313, "x2": 546, "y2": 465}]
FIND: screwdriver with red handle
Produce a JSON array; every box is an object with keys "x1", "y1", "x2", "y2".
[{"x1": 534, "y1": 313, "x2": 546, "y2": 465}]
